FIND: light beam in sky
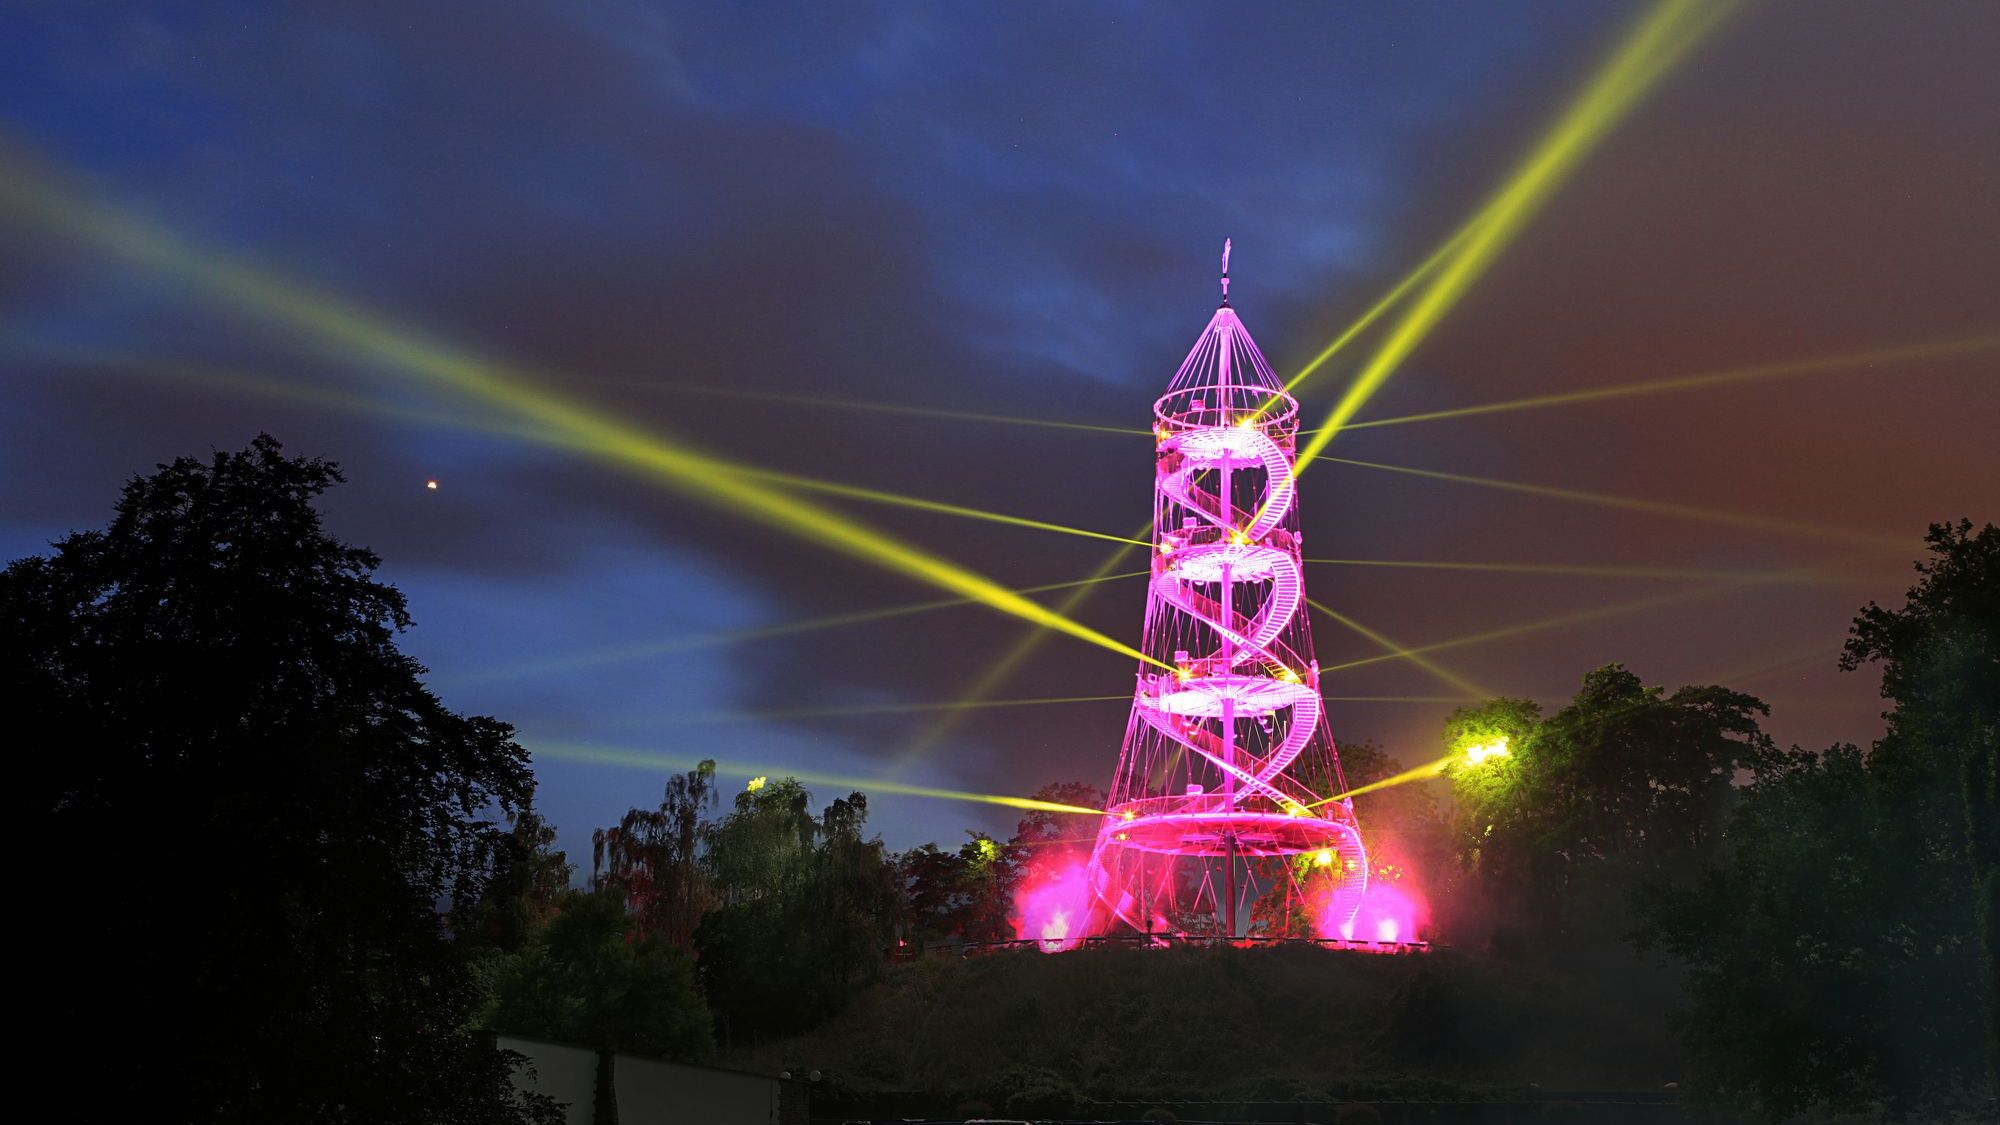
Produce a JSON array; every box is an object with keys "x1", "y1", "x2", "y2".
[
  {"x1": 0, "y1": 151, "x2": 1169, "y2": 670},
  {"x1": 611, "y1": 691, "x2": 1477, "y2": 728},
  {"x1": 1303, "y1": 557, "x2": 1878, "y2": 584},
  {"x1": 619, "y1": 381, "x2": 1145, "y2": 437},
  {"x1": 1322, "y1": 455, "x2": 1910, "y2": 550},
  {"x1": 1294, "y1": 0, "x2": 1740, "y2": 472},
  {"x1": 1306, "y1": 598, "x2": 1492, "y2": 698},
  {"x1": 444, "y1": 570, "x2": 1150, "y2": 686},
  {"x1": 1317, "y1": 576, "x2": 1797, "y2": 677},
  {"x1": 1318, "y1": 332, "x2": 2000, "y2": 435},
  {"x1": 532, "y1": 742, "x2": 1105, "y2": 816}
]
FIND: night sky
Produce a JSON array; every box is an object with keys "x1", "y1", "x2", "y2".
[{"x1": 4, "y1": 2, "x2": 1995, "y2": 864}]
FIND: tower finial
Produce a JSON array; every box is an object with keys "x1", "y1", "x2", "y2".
[{"x1": 1220, "y1": 238, "x2": 1232, "y2": 307}]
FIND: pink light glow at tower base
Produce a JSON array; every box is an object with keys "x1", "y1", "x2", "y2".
[
  {"x1": 1011, "y1": 856, "x2": 1096, "y2": 953},
  {"x1": 1316, "y1": 876, "x2": 1430, "y2": 947}
]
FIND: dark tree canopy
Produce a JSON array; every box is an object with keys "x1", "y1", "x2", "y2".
[
  {"x1": 482, "y1": 887, "x2": 712, "y2": 1061},
  {"x1": 1641, "y1": 521, "x2": 1997, "y2": 1119},
  {"x1": 7, "y1": 436, "x2": 550, "y2": 1123}
]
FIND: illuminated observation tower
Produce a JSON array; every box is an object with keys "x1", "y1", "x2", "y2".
[{"x1": 1088, "y1": 243, "x2": 1367, "y2": 939}]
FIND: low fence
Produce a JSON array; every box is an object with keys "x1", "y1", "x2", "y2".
[{"x1": 894, "y1": 933, "x2": 1433, "y2": 959}]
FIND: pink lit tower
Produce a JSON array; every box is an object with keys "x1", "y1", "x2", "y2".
[{"x1": 1088, "y1": 242, "x2": 1366, "y2": 940}]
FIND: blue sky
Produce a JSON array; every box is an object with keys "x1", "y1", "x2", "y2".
[{"x1": 4, "y1": 1, "x2": 1996, "y2": 864}]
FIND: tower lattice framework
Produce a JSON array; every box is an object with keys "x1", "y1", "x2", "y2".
[{"x1": 1089, "y1": 246, "x2": 1367, "y2": 939}]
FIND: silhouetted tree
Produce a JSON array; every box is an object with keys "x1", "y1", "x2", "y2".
[
  {"x1": 4, "y1": 436, "x2": 553, "y2": 1123},
  {"x1": 1844, "y1": 519, "x2": 1999, "y2": 1088},
  {"x1": 465, "y1": 808, "x2": 575, "y2": 953},
  {"x1": 899, "y1": 833, "x2": 1012, "y2": 945},
  {"x1": 1640, "y1": 521, "x2": 1995, "y2": 1118},
  {"x1": 592, "y1": 759, "x2": 717, "y2": 947}
]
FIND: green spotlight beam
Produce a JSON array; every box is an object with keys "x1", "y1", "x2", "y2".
[
  {"x1": 1322, "y1": 455, "x2": 1909, "y2": 550},
  {"x1": 1295, "y1": 0, "x2": 1740, "y2": 473},
  {"x1": 1324, "y1": 332, "x2": 2000, "y2": 434},
  {"x1": 532, "y1": 742, "x2": 1105, "y2": 816}
]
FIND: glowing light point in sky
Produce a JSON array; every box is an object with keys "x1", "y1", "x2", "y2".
[{"x1": 1086, "y1": 248, "x2": 1368, "y2": 941}]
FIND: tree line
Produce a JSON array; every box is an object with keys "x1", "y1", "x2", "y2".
[{"x1": 11, "y1": 436, "x2": 1991, "y2": 1122}]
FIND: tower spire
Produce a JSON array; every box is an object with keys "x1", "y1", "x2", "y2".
[{"x1": 1220, "y1": 238, "x2": 1232, "y2": 307}]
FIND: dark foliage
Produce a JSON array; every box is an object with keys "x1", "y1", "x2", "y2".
[
  {"x1": 482, "y1": 887, "x2": 712, "y2": 1060},
  {"x1": 464, "y1": 808, "x2": 575, "y2": 954},
  {"x1": 693, "y1": 782, "x2": 902, "y2": 1043},
  {"x1": 5, "y1": 436, "x2": 554, "y2": 1123},
  {"x1": 591, "y1": 759, "x2": 717, "y2": 947},
  {"x1": 1640, "y1": 521, "x2": 1997, "y2": 1118}
]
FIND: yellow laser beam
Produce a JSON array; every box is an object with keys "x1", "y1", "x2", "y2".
[
  {"x1": 1319, "y1": 577, "x2": 1782, "y2": 678},
  {"x1": 1326, "y1": 333, "x2": 2000, "y2": 434},
  {"x1": 636, "y1": 694, "x2": 1132, "y2": 726},
  {"x1": 731, "y1": 465, "x2": 1152, "y2": 547},
  {"x1": 445, "y1": 570, "x2": 1149, "y2": 686},
  {"x1": 1312, "y1": 753, "x2": 1460, "y2": 806},
  {"x1": 0, "y1": 151, "x2": 1171, "y2": 671},
  {"x1": 1704, "y1": 638, "x2": 1843, "y2": 689},
  {"x1": 890, "y1": 5, "x2": 1733, "y2": 750},
  {"x1": 1295, "y1": 0, "x2": 1739, "y2": 473},
  {"x1": 15, "y1": 345, "x2": 1147, "y2": 551},
  {"x1": 1306, "y1": 598, "x2": 1492, "y2": 698},
  {"x1": 1311, "y1": 734, "x2": 1516, "y2": 808},
  {"x1": 532, "y1": 742, "x2": 1105, "y2": 815},
  {"x1": 1281, "y1": 231, "x2": 1476, "y2": 398},
  {"x1": 892, "y1": 532, "x2": 1151, "y2": 773},
  {"x1": 1303, "y1": 557, "x2": 1875, "y2": 584},
  {"x1": 1322, "y1": 455, "x2": 1909, "y2": 550},
  {"x1": 618, "y1": 691, "x2": 1477, "y2": 728},
  {"x1": 2, "y1": 344, "x2": 547, "y2": 441},
  {"x1": 615, "y1": 381, "x2": 1147, "y2": 437}
]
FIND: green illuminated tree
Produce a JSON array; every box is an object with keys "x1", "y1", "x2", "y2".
[
  {"x1": 1446, "y1": 671, "x2": 1777, "y2": 951},
  {"x1": 4, "y1": 435, "x2": 555, "y2": 1123}
]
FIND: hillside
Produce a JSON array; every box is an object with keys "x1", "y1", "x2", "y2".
[{"x1": 724, "y1": 943, "x2": 1683, "y2": 1109}]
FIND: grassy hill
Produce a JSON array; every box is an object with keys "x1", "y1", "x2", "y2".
[{"x1": 724, "y1": 942, "x2": 1682, "y2": 1112}]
